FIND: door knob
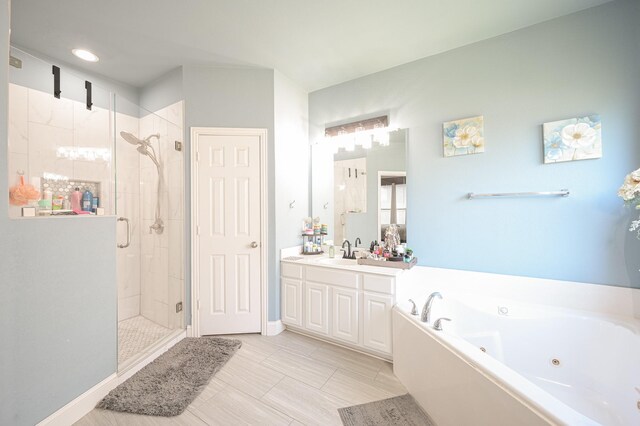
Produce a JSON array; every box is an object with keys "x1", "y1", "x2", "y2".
[{"x1": 251, "y1": 241, "x2": 259, "y2": 248}]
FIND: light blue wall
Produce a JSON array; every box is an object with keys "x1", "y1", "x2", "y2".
[
  {"x1": 274, "y1": 70, "x2": 309, "y2": 320},
  {"x1": 310, "y1": 0, "x2": 640, "y2": 288},
  {"x1": 0, "y1": 2, "x2": 118, "y2": 425},
  {"x1": 182, "y1": 65, "x2": 276, "y2": 322},
  {"x1": 10, "y1": 44, "x2": 140, "y2": 116},
  {"x1": 139, "y1": 67, "x2": 183, "y2": 113}
]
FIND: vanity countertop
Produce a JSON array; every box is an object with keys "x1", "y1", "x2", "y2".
[{"x1": 281, "y1": 253, "x2": 408, "y2": 276}]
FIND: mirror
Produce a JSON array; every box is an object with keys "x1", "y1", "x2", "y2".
[{"x1": 311, "y1": 129, "x2": 407, "y2": 248}]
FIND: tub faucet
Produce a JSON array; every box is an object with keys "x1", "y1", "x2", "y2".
[
  {"x1": 408, "y1": 299, "x2": 418, "y2": 315},
  {"x1": 421, "y1": 292, "x2": 442, "y2": 323},
  {"x1": 433, "y1": 317, "x2": 451, "y2": 331}
]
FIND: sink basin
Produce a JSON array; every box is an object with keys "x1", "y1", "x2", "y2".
[{"x1": 317, "y1": 258, "x2": 358, "y2": 266}]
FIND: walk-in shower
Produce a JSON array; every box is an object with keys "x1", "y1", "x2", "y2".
[
  {"x1": 120, "y1": 131, "x2": 164, "y2": 234},
  {"x1": 8, "y1": 46, "x2": 185, "y2": 373}
]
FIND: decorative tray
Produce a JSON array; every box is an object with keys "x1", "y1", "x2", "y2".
[{"x1": 357, "y1": 257, "x2": 417, "y2": 270}]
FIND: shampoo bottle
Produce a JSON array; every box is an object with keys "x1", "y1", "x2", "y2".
[
  {"x1": 82, "y1": 189, "x2": 93, "y2": 212},
  {"x1": 71, "y1": 187, "x2": 82, "y2": 211}
]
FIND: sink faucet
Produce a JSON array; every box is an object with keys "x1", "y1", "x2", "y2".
[
  {"x1": 341, "y1": 240, "x2": 355, "y2": 259},
  {"x1": 421, "y1": 292, "x2": 442, "y2": 323},
  {"x1": 354, "y1": 237, "x2": 362, "y2": 247}
]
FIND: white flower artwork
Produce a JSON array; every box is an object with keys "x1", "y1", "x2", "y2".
[
  {"x1": 443, "y1": 115, "x2": 484, "y2": 157},
  {"x1": 543, "y1": 115, "x2": 601, "y2": 164}
]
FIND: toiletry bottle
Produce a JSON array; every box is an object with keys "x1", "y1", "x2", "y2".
[
  {"x1": 71, "y1": 187, "x2": 82, "y2": 211},
  {"x1": 92, "y1": 196, "x2": 99, "y2": 213},
  {"x1": 82, "y1": 189, "x2": 93, "y2": 212},
  {"x1": 329, "y1": 245, "x2": 335, "y2": 258},
  {"x1": 42, "y1": 188, "x2": 53, "y2": 210},
  {"x1": 52, "y1": 195, "x2": 64, "y2": 210}
]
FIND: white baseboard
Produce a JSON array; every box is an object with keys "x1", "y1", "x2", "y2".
[
  {"x1": 37, "y1": 373, "x2": 118, "y2": 426},
  {"x1": 186, "y1": 325, "x2": 194, "y2": 337},
  {"x1": 38, "y1": 329, "x2": 187, "y2": 426},
  {"x1": 266, "y1": 320, "x2": 285, "y2": 336}
]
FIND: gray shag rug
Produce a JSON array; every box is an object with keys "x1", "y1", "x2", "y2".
[
  {"x1": 338, "y1": 394, "x2": 435, "y2": 426},
  {"x1": 98, "y1": 337, "x2": 241, "y2": 417}
]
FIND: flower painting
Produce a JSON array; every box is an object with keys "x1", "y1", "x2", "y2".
[
  {"x1": 443, "y1": 116, "x2": 484, "y2": 157},
  {"x1": 543, "y1": 115, "x2": 601, "y2": 164}
]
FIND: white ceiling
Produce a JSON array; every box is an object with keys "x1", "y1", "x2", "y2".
[{"x1": 11, "y1": 0, "x2": 611, "y2": 91}]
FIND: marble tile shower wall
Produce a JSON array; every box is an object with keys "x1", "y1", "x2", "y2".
[
  {"x1": 116, "y1": 113, "x2": 142, "y2": 321},
  {"x1": 138, "y1": 101, "x2": 184, "y2": 330},
  {"x1": 7, "y1": 83, "x2": 112, "y2": 218},
  {"x1": 6, "y1": 83, "x2": 184, "y2": 326}
]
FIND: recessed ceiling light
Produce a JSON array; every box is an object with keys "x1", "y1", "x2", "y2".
[{"x1": 72, "y1": 48, "x2": 99, "y2": 62}]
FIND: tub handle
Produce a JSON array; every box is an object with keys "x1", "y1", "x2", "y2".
[
  {"x1": 433, "y1": 317, "x2": 451, "y2": 331},
  {"x1": 408, "y1": 299, "x2": 418, "y2": 315}
]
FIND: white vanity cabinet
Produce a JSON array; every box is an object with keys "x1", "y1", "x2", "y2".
[
  {"x1": 304, "y1": 281, "x2": 330, "y2": 335},
  {"x1": 332, "y1": 286, "x2": 359, "y2": 344},
  {"x1": 281, "y1": 263, "x2": 304, "y2": 327},
  {"x1": 280, "y1": 261, "x2": 397, "y2": 359},
  {"x1": 362, "y1": 292, "x2": 393, "y2": 353}
]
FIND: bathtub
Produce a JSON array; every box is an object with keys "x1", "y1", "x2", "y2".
[{"x1": 393, "y1": 292, "x2": 640, "y2": 425}]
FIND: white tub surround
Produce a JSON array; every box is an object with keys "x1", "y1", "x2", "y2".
[
  {"x1": 280, "y1": 251, "x2": 413, "y2": 359},
  {"x1": 393, "y1": 267, "x2": 640, "y2": 426}
]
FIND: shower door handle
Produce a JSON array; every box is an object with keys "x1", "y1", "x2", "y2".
[{"x1": 118, "y1": 217, "x2": 131, "y2": 249}]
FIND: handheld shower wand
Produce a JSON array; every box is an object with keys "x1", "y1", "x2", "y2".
[{"x1": 120, "y1": 131, "x2": 164, "y2": 234}]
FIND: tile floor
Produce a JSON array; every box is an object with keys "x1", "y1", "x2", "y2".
[
  {"x1": 118, "y1": 316, "x2": 173, "y2": 365},
  {"x1": 77, "y1": 330, "x2": 407, "y2": 425}
]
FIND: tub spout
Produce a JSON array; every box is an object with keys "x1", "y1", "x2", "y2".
[
  {"x1": 433, "y1": 317, "x2": 451, "y2": 331},
  {"x1": 421, "y1": 292, "x2": 442, "y2": 323}
]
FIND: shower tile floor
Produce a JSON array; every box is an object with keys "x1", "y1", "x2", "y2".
[{"x1": 118, "y1": 316, "x2": 172, "y2": 365}]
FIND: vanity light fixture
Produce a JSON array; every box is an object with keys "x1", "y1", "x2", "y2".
[
  {"x1": 72, "y1": 48, "x2": 99, "y2": 62},
  {"x1": 324, "y1": 115, "x2": 394, "y2": 152}
]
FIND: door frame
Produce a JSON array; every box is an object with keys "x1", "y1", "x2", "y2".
[
  {"x1": 377, "y1": 170, "x2": 406, "y2": 242},
  {"x1": 190, "y1": 127, "x2": 268, "y2": 337}
]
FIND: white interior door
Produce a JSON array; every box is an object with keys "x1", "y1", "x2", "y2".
[{"x1": 194, "y1": 129, "x2": 263, "y2": 335}]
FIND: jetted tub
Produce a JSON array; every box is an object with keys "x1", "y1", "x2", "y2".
[{"x1": 393, "y1": 293, "x2": 640, "y2": 425}]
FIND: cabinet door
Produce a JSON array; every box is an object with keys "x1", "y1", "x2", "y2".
[
  {"x1": 331, "y1": 287, "x2": 359, "y2": 344},
  {"x1": 281, "y1": 277, "x2": 303, "y2": 327},
  {"x1": 305, "y1": 282, "x2": 330, "y2": 335},
  {"x1": 363, "y1": 292, "x2": 393, "y2": 354}
]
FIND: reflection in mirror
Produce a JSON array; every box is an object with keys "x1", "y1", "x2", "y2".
[
  {"x1": 379, "y1": 172, "x2": 407, "y2": 243},
  {"x1": 312, "y1": 129, "x2": 406, "y2": 247}
]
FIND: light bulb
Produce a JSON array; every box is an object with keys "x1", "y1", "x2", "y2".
[
  {"x1": 361, "y1": 135, "x2": 373, "y2": 149},
  {"x1": 72, "y1": 48, "x2": 99, "y2": 62},
  {"x1": 378, "y1": 132, "x2": 390, "y2": 146},
  {"x1": 345, "y1": 136, "x2": 355, "y2": 152}
]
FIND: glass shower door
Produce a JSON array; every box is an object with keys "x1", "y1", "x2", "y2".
[{"x1": 114, "y1": 96, "x2": 185, "y2": 369}]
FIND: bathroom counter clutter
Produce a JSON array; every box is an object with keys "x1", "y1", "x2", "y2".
[
  {"x1": 13, "y1": 213, "x2": 116, "y2": 220},
  {"x1": 280, "y1": 252, "x2": 409, "y2": 276},
  {"x1": 280, "y1": 247, "x2": 417, "y2": 359}
]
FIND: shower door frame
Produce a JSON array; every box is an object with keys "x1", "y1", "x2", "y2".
[{"x1": 189, "y1": 127, "x2": 269, "y2": 337}]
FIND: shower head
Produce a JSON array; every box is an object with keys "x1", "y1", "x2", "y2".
[
  {"x1": 120, "y1": 131, "x2": 160, "y2": 146},
  {"x1": 120, "y1": 131, "x2": 144, "y2": 146}
]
